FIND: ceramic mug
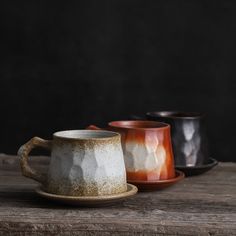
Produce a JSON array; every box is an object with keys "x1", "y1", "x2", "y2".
[
  {"x1": 146, "y1": 111, "x2": 209, "y2": 167},
  {"x1": 18, "y1": 130, "x2": 127, "y2": 196},
  {"x1": 88, "y1": 121, "x2": 175, "y2": 181}
]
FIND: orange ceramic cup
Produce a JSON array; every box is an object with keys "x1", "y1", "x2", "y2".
[{"x1": 88, "y1": 121, "x2": 175, "y2": 181}]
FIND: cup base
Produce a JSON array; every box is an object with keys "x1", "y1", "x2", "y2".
[
  {"x1": 175, "y1": 158, "x2": 218, "y2": 177},
  {"x1": 127, "y1": 170, "x2": 184, "y2": 192},
  {"x1": 35, "y1": 183, "x2": 138, "y2": 207}
]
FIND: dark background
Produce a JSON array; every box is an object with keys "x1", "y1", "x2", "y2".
[{"x1": 0, "y1": 1, "x2": 235, "y2": 161}]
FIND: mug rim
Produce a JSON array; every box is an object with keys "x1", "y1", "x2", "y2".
[
  {"x1": 53, "y1": 130, "x2": 120, "y2": 140},
  {"x1": 146, "y1": 111, "x2": 205, "y2": 120},
  {"x1": 108, "y1": 120, "x2": 170, "y2": 130}
]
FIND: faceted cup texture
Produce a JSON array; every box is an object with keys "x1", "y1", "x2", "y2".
[
  {"x1": 120, "y1": 129, "x2": 175, "y2": 181},
  {"x1": 46, "y1": 137, "x2": 127, "y2": 196}
]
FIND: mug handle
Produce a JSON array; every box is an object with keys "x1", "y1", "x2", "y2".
[
  {"x1": 86, "y1": 125, "x2": 102, "y2": 130},
  {"x1": 18, "y1": 137, "x2": 52, "y2": 184}
]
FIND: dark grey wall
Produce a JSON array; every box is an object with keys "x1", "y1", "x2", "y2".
[{"x1": 0, "y1": 1, "x2": 235, "y2": 161}]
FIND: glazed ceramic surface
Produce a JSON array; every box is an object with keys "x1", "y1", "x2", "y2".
[
  {"x1": 146, "y1": 111, "x2": 209, "y2": 167},
  {"x1": 36, "y1": 183, "x2": 138, "y2": 206},
  {"x1": 18, "y1": 130, "x2": 127, "y2": 196},
  {"x1": 176, "y1": 158, "x2": 218, "y2": 176},
  {"x1": 127, "y1": 170, "x2": 184, "y2": 191},
  {"x1": 107, "y1": 121, "x2": 175, "y2": 181}
]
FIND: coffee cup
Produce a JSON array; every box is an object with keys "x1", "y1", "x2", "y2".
[
  {"x1": 18, "y1": 130, "x2": 127, "y2": 196},
  {"x1": 88, "y1": 121, "x2": 175, "y2": 181},
  {"x1": 146, "y1": 111, "x2": 209, "y2": 167}
]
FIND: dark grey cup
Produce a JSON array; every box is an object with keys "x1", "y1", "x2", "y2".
[{"x1": 146, "y1": 111, "x2": 209, "y2": 167}]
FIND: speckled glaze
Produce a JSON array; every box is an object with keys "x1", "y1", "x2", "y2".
[
  {"x1": 146, "y1": 112, "x2": 209, "y2": 167},
  {"x1": 18, "y1": 130, "x2": 127, "y2": 196},
  {"x1": 36, "y1": 183, "x2": 138, "y2": 206},
  {"x1": 88, "y1": 121, "x2": 175, "y2": 181}
]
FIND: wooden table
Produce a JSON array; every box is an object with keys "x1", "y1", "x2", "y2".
[{"x1": 0, "y1": 154, "x2": 235, "y2": 236}]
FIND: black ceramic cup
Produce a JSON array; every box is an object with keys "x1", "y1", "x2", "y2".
[{"x1": 146, "y1": 111, "x2": 209, "y2": 167}]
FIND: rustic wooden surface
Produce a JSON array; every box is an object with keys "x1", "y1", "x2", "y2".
[{"x1": 0, "y1": 154, "x2": 235, "y2": 236}]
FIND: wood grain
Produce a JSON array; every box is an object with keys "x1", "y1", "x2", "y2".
[{"x1": 0, "y1": 154, "x2": 235, "y2": 235}]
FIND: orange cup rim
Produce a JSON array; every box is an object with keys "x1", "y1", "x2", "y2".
[{"x1": 108, "y1": 120, "x2": 170, "y2": 131}]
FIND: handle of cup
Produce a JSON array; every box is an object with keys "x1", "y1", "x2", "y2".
[
  {"x1": 86, "y1": 125, "x2": 102, "y2": 130},
  {"x1": 86, "y1": 125, "x2": 114, "y2": 132},
  {"x1": 18, "y1": 137, "x2": 52, "y2": 184}
]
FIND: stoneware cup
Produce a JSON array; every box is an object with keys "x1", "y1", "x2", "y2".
[
  {"x1": 88, "y1": 121, "x2": 175, "y2": 181},
  {"x1": 146, "y1": 111, "x2": 209, "y2": 167},
  {"x1": 18, "y1": 130, "x2": 127, "y2": 196}
]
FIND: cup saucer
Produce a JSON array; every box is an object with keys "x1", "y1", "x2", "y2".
[
  {"x1": 175, "y1": 158, "x2": 218, "y2": 177},
  {"x1": 36, "y1": 184, "x2": 138, "y2": 207},
  {"x1": 127, "y1": 170, "x2": 184, "y2": 192}
]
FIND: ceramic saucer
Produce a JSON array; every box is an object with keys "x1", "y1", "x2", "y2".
[
  {"x1": 127, "y1": 170, "x2": 184, "y2": 192},
  {"x1": 36, "y1": 183, "x2": 138, "y2": 206},
  {"x1": 175, "y1": 158, "x2": 218, "y2": 177}
]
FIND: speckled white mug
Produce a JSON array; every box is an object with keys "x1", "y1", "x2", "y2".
[{"x1": 18, "y1": 130, "x2": 127, "y2": 196}]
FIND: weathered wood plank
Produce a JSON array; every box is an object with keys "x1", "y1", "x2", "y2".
[{"x1": 0, "y1": 154, "x2": 235, "y2": 235}]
